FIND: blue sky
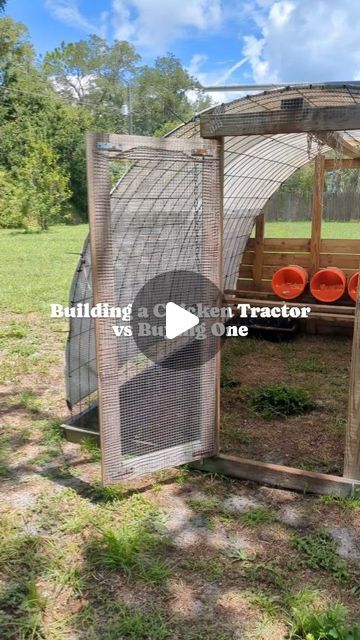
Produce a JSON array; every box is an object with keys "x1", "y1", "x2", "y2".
[{"x1": 6, "y1": 0, "x2": 360, "y2": 100}]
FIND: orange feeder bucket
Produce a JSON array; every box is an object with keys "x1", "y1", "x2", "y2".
[
  {"x1": 271, "y1": 265, "x2": 308, "y2": 300},
  {"x1": 348, "y1": 272, "x2": 359, "y2": 303},
  {"x1": 310, "y1": 267, "x2": 346, "y2": 303}
]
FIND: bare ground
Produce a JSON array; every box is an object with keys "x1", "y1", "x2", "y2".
[{"x1": 1, "y1": 314, "x2": 360, "y2": 639}]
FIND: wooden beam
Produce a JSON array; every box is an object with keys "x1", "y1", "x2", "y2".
[
  {"x1": 191, "y1": 454, "x2": 360, "y2": 497},
  {"x1": 344, "y1": 284, "x2": 360, "y2": 480},
  {"x1": 317, "y1": 131, "x2": 360, "y2": 159},
  {"x1": 325, "y1": 158, "x2": 360, "y2": 170},
  {"x1": 310, "y1": 154, "x2": 325, "y2": 275},
  {"x1": 200, "y1": 104, "x2": 360, "y2": 138},
  {"x1": 252, "y1": 212, "x2": 265, "y2": 288},
  {"x1": 215, "y1": 137, "x2": 225, "y2": 455},
  {"x1": 223, "y1": 296, "x2": 355, "y2": 316}
]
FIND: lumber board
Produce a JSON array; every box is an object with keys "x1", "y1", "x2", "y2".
[
  {"x1": 200, "y1": 104, "x2": 360, "y2": 138},
  {"x1": 242, "y1": 251, "x2": 360, "y2": 270},
  {"x1": 244, "y1": 238, "x2": 360, "y2": 255},
  {"x1": 263, "y1": 238, "x2": 311, "y2": 252},
  {"x1": 310, "y1": 155, "x2": 325, "y2": 274},
  {"x1": 345, "y1": 285, "x2": 360, "y2": 480},
  {"x1": 224, "y1": 296, "x2": 355, "y2": 316},
  {"x1": 239, "y1": 264, "x2": 358, "y2": 280},
  {"x1": 237, "y1": 278, "x2": 273, "y2": 292},
  {"x1": 191, "y1": 454, "x2": 360, "y2": 497},
  {"x1": 325, "y1": 158, "x2": 360, "y2": 169},
  {"x1": 317, "y1": 131, "x2": 360, "y2": 159},
  {"x1": 253, "y1": 213, "x2": 265, "y2": 288}
]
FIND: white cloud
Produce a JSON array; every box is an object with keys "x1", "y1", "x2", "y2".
[
  {"x1": 188, "y1": 53, "x2": 247, "y2": 103},
  {"x1": 112, "y1": 0, "x2": 223, "y2": 52},
  {"x1": 242, "y1": 0, "x2": 360, "y2": 83},
  {"x1": 45, "y1": 1, "x2": 108, "y2": 37}
]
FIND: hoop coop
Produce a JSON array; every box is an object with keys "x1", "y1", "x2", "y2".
[{"x1": 65, "y1": 84, "x2": 360, "y2": 494}]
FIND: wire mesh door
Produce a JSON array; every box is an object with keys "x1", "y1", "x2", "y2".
[{"x1": 87, "y1": 133, "x2": 221, "y2": 483}]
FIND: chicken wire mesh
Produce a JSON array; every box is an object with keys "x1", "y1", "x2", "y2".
[
  {"x1": 65, "y1": 84, "x2": 360, "y2": 480},
  {"x1": 69, "y1": 134, "x2": 221, "y2": 482}
]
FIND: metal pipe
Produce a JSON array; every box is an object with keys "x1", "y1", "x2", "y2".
[{"x1": 201, "y1": 81, "x2": 360, "y2": 92}]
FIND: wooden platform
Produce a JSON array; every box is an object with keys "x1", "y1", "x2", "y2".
[{"x1": 229, "y1": 215, "x2": 360, "y2": 332}]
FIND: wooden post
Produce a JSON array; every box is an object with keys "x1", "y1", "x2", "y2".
[
  {"x1": 253, "y1": 212, "x2": 265, "y2": 290},
  {"x1": 310, "y1": 154, "x2": 325, "y2": 275},
  {"x1": 344, "y1": 285, "x2": 360, "y2": 480},
  {"x1": 215, "y1": 137, "x2": 224, "y2": 455}
]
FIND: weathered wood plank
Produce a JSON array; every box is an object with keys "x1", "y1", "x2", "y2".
[
  {"x1": 200, "y1": 104, "x2": 360, "y2": 138},
  {"x1": 344, "y1": 281, "x2": 360, "y2": 480},
  {"x1": 320, "y1": 254, "x2": 360, "y2": 269},
  {"x1": 263, "y1": 238, "x2": 311, "y2": 253},
  {"x1": 317, "y1": 131, "x2": 360, "y2": 159},
  {"x1": 253, "y1": 213, "x2": 265, "y2": 288},
  {"x1": 224, "y1": 296, "x2": 355, "y2": 316},
  {"x1": 325, "y1": 158, "x2": 360, "y2": 169},
  {"x1": 239, "y1": 264, "x2": 358, "y2": 280},
  {"x1": 191, "y1": 454, "x2": 360, "y2": 497},
  {"x1": 237, "y1": 278, "x2": 273, "y2": 292},
  {"x1": 321, "y1": 239, "x2": 360, "y2": 254},
  {"x1": 310, "y1": 155, "x2": 325, "y2": 274}
]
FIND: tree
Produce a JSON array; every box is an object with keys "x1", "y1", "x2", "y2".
[
  {"x1": 43, "y1": 36, "x2": 140, "y2": 132},
  {"x1": 0, "y1": 1, "x2": 7, "y2": 12},
  {"x1": 0, "y1": 136, "x2": 71, "y2": 230},
  {"x1": 133, "y1": 54, "x2": 211, "y2": 135}
]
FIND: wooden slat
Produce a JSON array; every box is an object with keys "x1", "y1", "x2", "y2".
[
  {"x1": 319, "y1": 254, "x2": 360, "y2": 269},
  {"x1": 263, "y1": 238, "x2": 311, "y2": 252},
  {"x1": 317, "y1": 131, "x2": 360, "y2": 160},
  {"x1": 200, "y1": 104, "x2": 360, "y2": 138},
  {"x1": 345, "y1": 284, "x2": 360, "y2": 480},
  {"x1": 325, "y1": 158, "x2": 360, "y2": 169},
  {"x1": 191, "y1": 454, "x2": 360, "y2": 497},
  {"x1": 310, "y1": 155, "x2": 325, "y2": 274},
  {"x1": 239, "y1": 264, "x2": 358, "y2": 281},
  {"x1": 224, "y1": 296, "x2": 355, "y2": 316},
  {"x1": 243, "y1": 251, "x2": 360, "y2": 269},
  {"x1": 321, "y1": 239, "x2": 360, "y2": 254},
  {"x1": 253, "y1": 213, "x2": 265, "y2": 288},
  {"x1": 260, "y1": 252, "x2": 311, "y2": 267},
  {"x1": 237, "y1": 279, "x2": 273, "y2": 292}
]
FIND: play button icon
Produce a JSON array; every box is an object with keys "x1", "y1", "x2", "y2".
[
  {"x1": 131, "y1": 269, "x2": 223, "y2": 370},
  {"x1": 165, "y1": 302, "x2": 199, "y2": 340}
]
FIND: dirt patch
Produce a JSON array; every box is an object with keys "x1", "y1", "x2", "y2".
[{"x1": 221, "y1": 333, "x2": 350, "y2": 474}]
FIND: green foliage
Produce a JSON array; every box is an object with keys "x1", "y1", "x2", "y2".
[
  {"x1": 0, "y1": 137, "x2": 71, "y2": 230},
  {"x1": 247, "y1": 384, "x2": 316, "y2": 419},
  {"x1": 320, "y1": 488, "x2": 360, "y2": 510},
  {"x1": 80, "y1": 438, "x2": 101, "y2": 462},
  {"x1": 292, "y1": 530, "x2": 349, "y2": 581},
  {"x1": 289, "y1": 600, "x2": 360, "y2": 640},
  {"x1": 0, "y1": 18, "x2": 211, "y2": 226},
  {"x1": 242, "y1": 506, "x2": 277, "y2": 527},
  {"x1": 88, "y1": 495, "x2": 171, "y2": 586}
]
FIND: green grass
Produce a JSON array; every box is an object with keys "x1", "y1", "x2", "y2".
[
  {"x1": 247, "y1": 384, "x2": 316, "y2": 419},
  {"x1": 0, "y1": 225, "x2": 88, "y2": 314},
  {"x1": 242, "y1": 507, "x2": 277, "y2": 527},
  {"x1": 80, "y1": 438, "x2": 102, "y2": 462},
  {"x1": 262, "y1": 221, "x2": 360, "y2": 239},
  {"x1": 320, "y1": 488, "x2": 360, "y2": 510},
  {"x1": 292, "y1": 530, "x2": 349, "y2": 582},
  {"x1": 289, "y1": 599, "x2": 360, "y2": 640}
]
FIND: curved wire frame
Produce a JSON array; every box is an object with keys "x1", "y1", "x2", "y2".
[{"x1": 66, "y1": 84, "x2": 360, "y2": 411}]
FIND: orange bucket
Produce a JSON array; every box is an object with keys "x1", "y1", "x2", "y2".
[
  {"x1": 348, "y1": 272, "x2": 359, "y2": 302},
  {"x1": 271, "y1": 265, "x2": 308, "y2": 300},
  {"x1": 310, "y1": 267, "x2": 346, "y2": 303}
]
